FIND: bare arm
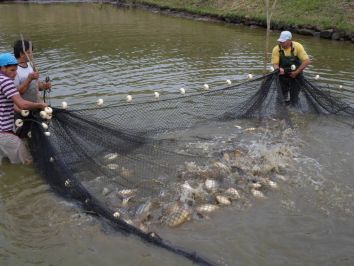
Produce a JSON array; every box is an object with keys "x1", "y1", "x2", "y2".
[
  {"x1": 17, "y1": 72, "x2": 39, "y2": 94},
  {"x1": 17, "y1": 77, "x2": 32, "y2": 94},
  {"x1": 296, "y1": 58, "x2": 310, "y2": 73},
  {"x1": 14, "y1": 104, "x2": 21, "y2": 113},
  {"x1": 290, "y1": 58, "x2": 311, "y2": 78},
  {"x1": 38, "y1": 80, "x2": 52, "y2": 91},
  {"x1": 273, "y1": 63, "x2": 285, "y2": 75},
  {"x1": 11, "y1": 94, "x2": 47, "y2": 110}
]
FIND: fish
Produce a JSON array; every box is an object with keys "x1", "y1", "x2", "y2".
[
  {"x1": 104, "y1": 153, "x2": 118, "y2": 160},
  {"x1": 223, "y1": 153, "x2": 230, "y2": 161},
  {"x1": 185, "y1": 161, "x2": 199, "y2": 172},
  {"x1": 252, "y1": 165, "x2": 261, "y2": 175},
  {"x1": 64, "y1": 179, "x2": 71, "y2": 187},
  {"x1": 249, "y1": 181, "x2": 262, "y2": 189},
  {"x1": 215, "y1": 195, "x2": 231, "y2": 205},
  {"x1": 211, "y1": 162, "x2": 231, "y2": 177},
  {"x1": 162, "y1": 202, "x2": 182, "y2": 216},
  {"x1": 251, "y1": 189, "x2": 266, "y2": 198},
  {"x1": 135, "y1": 199, "x2": 154, "y2": 221},
  {"x1": 120, "y1": 167, "x2": 134, "y2": 178},
  {"x1": 94, "y1": 176, "x2": 104, "y2": 182},
  {"x1": 123, "y1": 218, "x2": 134, "y2": 225},
  {"x1": 244, "y1": 127, "x2": 256, "y2": 132},
  {"x1": 102, "y1": 187, "x2": 110, "y2": 196},
  {"x1": 107, "y1": 163, "x2": 119, "y2": 170},
  {"x1": 267, "y1": 180, "x2": 278, "y2": 189},
  {"x1": 137, "y1": 222, "x2": 149, "y2": 233},
  {"x1": 275, "y1": 174, "x2": 288, "y2": 181},
  {"x1": 224, "y1": 149, "x2": 242, "y2": 160},
  {"x1": 224, "y1": 187, "x2": 241, "y2": 199},
  {"x1": 181, "y1": 181, "x2": 194, "y2": 191},
  {"x1": 121, "y1": 195, "x2": 134, "y2": 207},
  {"x1": 204, "y1": 179, "x2": 219, "y2": 192},
  {"x1": 212, "y1": 162, "x2": 229, "y2": 171},
  {"x1": 165, "y1": 209, "x2": 190, "y2": 227},
  {"x1": 195, "y1": 204, "x2": 219, "y2": 214},
  {"x1": 123, "y1": 218, "x2": 149, "y2": 233},
  {"x1": 117, "y1": 189, "x2": 137, "y2": 197}
]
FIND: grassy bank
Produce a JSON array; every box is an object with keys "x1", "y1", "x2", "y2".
[{"x1": 121, "y1": 0, "x2": 354, "y2": 35}]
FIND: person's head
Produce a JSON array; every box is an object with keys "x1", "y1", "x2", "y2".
[
  {"x1": 13, "y1": 40, "x2": 33, "y2": 61},
  {"x1": 0, "y1": 53, "x2": 18, "y2": 79},
  {"x1": 277, "y1": 31, "x2": 292, "y2": 49}
]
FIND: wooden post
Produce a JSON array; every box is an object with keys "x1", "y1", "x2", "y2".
[{"x1": 264, "y1": 0, "x2": 277, "y2": 73}]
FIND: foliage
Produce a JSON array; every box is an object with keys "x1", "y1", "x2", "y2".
[{"x1": 130, "y1": 0, "x2": 354, "y2": 33}]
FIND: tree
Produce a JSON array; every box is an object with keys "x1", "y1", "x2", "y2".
[{"x1": 264, "y1": 0, "x2": 278, "y2": 72}]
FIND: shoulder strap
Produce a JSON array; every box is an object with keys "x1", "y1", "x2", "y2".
[
  {"x1": 278, "y1": 43, "x2": 296, "y2": 57},
  {"x1": 278, "y1": 44, "x2": 285, "y2": 57},
  {"x1": 291, "y1": 42, "x2": 295, "y2": 56}
]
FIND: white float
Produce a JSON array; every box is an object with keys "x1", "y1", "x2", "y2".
[
  {"x1": 40, "y1": 111, "x2": 48, "y2": 119},
  {"x1": 44, "y1": 107, "x2": 53, "y2": 114},
  {"x1": 126, "y1": 95, "x2": 132, "y2": 102},
  {"x1": 97, "y1": 98, "x2": 104, "y2": 106},
  {"x1": 15, "y1": 119, "x2": 23, "y2": 127},
  {"x1": 42, "y1": 122, "x2": 48, "y2": 130},
  {"x1": 61, "y1": 101, "x2": 68, "y2": 109},
  {"x1": 21, "y1": 110, "x2": 29, "y2": 117}
]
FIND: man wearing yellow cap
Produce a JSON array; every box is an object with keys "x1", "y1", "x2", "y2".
[{"x1": 271, "y1": 31, "x2": 310, "y2": 105}]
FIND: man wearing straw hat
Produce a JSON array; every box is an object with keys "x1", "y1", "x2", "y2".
[
  {"x1": 0, "y1": 52, "x2": 47, "y2": 164},
  {"x1": 271, "y1": 31, "x2": 310, "y2": 105}
]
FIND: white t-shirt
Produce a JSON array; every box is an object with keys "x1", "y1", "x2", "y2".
[{"x1": 14, "y1": 63, "x2": 39, "y2": 102}]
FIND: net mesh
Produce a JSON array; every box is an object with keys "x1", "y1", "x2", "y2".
[{"x1": 24, "y1": 72, "x2": 353, "y2": 265}]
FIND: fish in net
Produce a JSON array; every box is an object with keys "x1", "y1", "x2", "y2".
[{"x1": 18, "y1": 72, "x2": 353, "y2": 265}]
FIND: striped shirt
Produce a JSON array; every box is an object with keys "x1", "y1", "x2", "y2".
[{"x1": 0, "y1": 72, "x2": 19, "y2": 132}]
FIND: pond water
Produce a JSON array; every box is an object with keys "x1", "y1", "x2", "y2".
[{"x1": 0, "y1": 3, "x2": 353, "y2": 266}]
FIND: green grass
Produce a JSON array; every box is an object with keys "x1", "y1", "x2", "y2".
[{"x1": 127, "y1": 0, "x2": 354, "y2": 33}]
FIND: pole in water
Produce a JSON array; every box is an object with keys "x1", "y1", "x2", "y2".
[{"x1": 43, "y1": 76, "x2": 51, "y2": 102}]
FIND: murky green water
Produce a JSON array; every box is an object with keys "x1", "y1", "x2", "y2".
[{"x1": 0, "y1": 3, "x2": 353, "y2": 266}]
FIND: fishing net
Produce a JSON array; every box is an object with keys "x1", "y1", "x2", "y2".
[{"x1": 21, "y1": 71, "x2": 353, "y2": 265}]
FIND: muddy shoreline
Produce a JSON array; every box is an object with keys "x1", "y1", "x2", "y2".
[
  {"x1": 113, "y1": 0, "x2": 354, "y2": 43},
  {"x1": 3, "y1": 0, "x2": 354, "y2": 42}
]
